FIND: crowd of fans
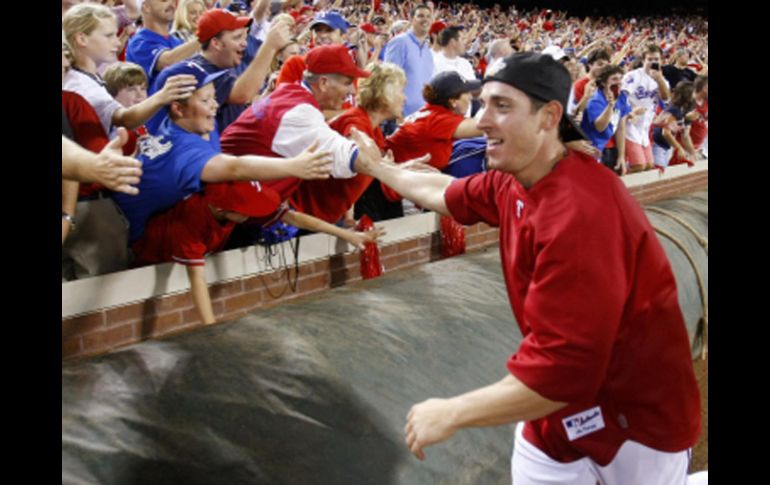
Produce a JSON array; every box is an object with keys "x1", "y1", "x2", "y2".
[{"x1": 62, "y1": 0, "x2": 708, "y2": 325}]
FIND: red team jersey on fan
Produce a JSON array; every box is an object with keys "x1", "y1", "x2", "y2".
[
  {"x1": 131, "y1": 193, "x2": 236, "y2": 267},
  {"x1": 381, "y1": 104, "x2": 465, "y2": 201},
  {"x1": 444, "y1": 150, "x2": 701, "y2": 466}
]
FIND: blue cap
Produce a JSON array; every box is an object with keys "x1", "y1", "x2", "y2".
[
  {"x1": 160, "y1": 60, "x2": 229, "y2": 90},
  {"x1": 310, "y1": 11, "x2": 350, "y2": 33}
]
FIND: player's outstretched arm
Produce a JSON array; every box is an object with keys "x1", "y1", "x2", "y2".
[
  {"x1": 350, "y1": 128, "x2": 454, "y2": 216},
  {"x1": 405, "y1": 374, "x2": 567, "y2": 461}
]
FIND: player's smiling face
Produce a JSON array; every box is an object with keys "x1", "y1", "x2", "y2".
[{"x1": 476, "y1": 81, "x2": 550, "y2": 176}]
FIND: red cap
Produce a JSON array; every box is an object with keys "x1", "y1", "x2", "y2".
[
  {"x1": 429, "y1": 20, "x2": 447, "y2": 36},
  {"x1": 204, "y1": 181, "x2": 281, "y2": 218},
  {"x1": 360, "y1": 22, "x2": 377, "y2": 34},
  {"x1": 306, "y1": 44, "x2": 371, "y2": 78},
  {"x1": 196, "y1": 9, "x2": 253, "y2": 43}
]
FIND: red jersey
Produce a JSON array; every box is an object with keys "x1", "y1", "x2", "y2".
[
  {"x1": 62, "y1": 91, "x2": 109, "y2": 198},
  {"x1": 131, "y1": 193, "x2": 236, "y2": 267},
  {"x1": 688, "y1": 98, "x2": 708, "y2": 148},
  {"x1": 290, "y1": 107, "x2": 383, "y2": 223},
  {"x1": 444, "y1": 151, "x2": 700, "y2": 465},
  {"x1": 382, "y1": 104, "x2": 465, "y2": 201},
  {"x1": 572, "y1": 76, "x2": 590, "y2": 103}
]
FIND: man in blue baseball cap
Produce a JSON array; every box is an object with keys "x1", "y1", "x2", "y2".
[
  {"x1": 309, "y1": 10, "x2": 350, "y2": 45},
  {"x1": 276, "y1": 10, "x2": 364, "y2": 92},
  {"x1": 112, "y1": 60, "x2": 335, "y2": 246}
]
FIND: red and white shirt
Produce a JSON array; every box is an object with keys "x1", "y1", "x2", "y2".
[
  {"x1": 444, "y1": 151, "x2": 701, "y2": 465},
  {"x1": 220, "y1": 82, "x2": 359, "y2": 202}
]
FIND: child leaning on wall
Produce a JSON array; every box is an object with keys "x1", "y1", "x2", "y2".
[{"x1": 132, "y1": 180, "x2": 383, "y2": 325}]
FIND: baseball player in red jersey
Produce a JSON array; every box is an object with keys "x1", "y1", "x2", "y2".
[{"x1": 350, "y1": 52, "x2": 700, "y2": 484}]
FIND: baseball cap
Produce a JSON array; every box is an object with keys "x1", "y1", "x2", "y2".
[
  {"x1": 542, "y1": 45, "x2": 569, "y2": 62},
  {"x1": 204, "y1": 181, "x2": 282, "y2": 218},
  {"x1": 306, "y1": 44, "x2": 371, "y2": 78},
  {"x1": 227, "y1": 1, "x2": 248, "y2": 13},
  {"x1": 310, "y1": 11, "x2": 350, "y2": 33},
  {"x1": 483, "y1": 52, "x2": 587, "y2": 141},
  {"x1": 429, "y1": 20, "x2": 447, "y2": 36},
  {"x1": 360, "y1": 23, "x2": 377, "y2": 34},
  {"x1": 196, "y1": 9, "x2": 253, "y2": 43},
  {"x1": 160, "y1": 60, "x2": 229, "y2": 90},
  {"x1": 430, "y1": 71, "x2": 481, "y2": 99}
]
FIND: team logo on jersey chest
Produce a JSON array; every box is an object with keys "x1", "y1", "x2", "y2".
[{"x1": 138, "y1": 135, "x2": 173, "y2": 159}]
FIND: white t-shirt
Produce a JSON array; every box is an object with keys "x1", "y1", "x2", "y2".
[
  {"x1": 622, "y1": 68, "x2": 670, "y2": 147},
  {"x1": 432, "y1": 51, "x2": 477, "y2": 82},
  {"x1": 62, "y1": 69, "x2": 122, "y2": 137},
  {"x1": 432, "y1": 52, "x2": 477, "y2": 117}
]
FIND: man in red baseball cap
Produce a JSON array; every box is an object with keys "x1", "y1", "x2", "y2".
[
  {"x1": 151, "y1": 9, "x2": 293, "y2": 134},
  {"x1": 221, "y1": 44, "x2": 381, "y2": 219}
]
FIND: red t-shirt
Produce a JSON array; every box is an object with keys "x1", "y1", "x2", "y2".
[
  {"x1": 131, "y1": 192, "x2": 236, "y2": 267},
  {"x1": 290, "y1": 107, "x2": 383, "y2": 223},
  {"x1": 62, "y1": 90, "x2": 109, "y2": 198},
  {"x1": 688, "y1": 98, "x2": 708, "y2": 148},
  {"x1": 444, "y1": 151, "x2": 701, "y2": 465},
  {"x1": 572, "y1": 76, "x2": 590, "y2": 104},
  {"x1": 382, "y1": 104, "x2": 465, "y2": 201}
]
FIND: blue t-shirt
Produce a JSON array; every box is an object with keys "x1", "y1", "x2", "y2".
[
  {"x1": 126, "y1": 28, "x2": 183, "y2": 88},
  {"x1": 652, "y1": 105, "x2": 688, "y2": 150},
  {"x1": 384, "y1": 32, "x2": 435, "y2": 116},
  {"x1": 581, "y1": 90, "x2": 632, "y2": 152},
  {"x1": 445, "y1": 137, "x2": 488, "y2": 178},
  {"x1": 112, "y1": 118, "x2": 220, "y2": 243}
]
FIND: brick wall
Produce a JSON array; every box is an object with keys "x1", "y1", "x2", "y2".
[
  {"x1": 62, "y1": 168, "x2": 705, "y2": 361},
  {"x1": 628, "y1": 170, "x2": 708, "y2": 205}
]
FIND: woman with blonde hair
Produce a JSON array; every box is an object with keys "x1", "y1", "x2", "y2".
[
  {"x1": 171, "y1": 0, "x2": 207, "y2": 43},
  {"x1": 290, "y1": 62, "x2": 408, "y2": 224},
  {"x1": 62, "y1": 3, "x2": 197, "y2": 137}
]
